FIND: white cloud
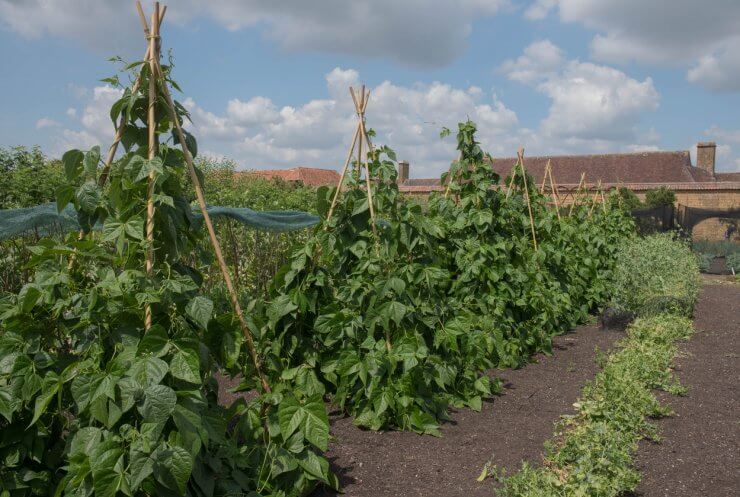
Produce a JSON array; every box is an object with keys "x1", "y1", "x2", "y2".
[
  {"x1": 50, "y1": 56, "x2": 671, "y2": 177},
  {"x1": 36, "y1": 117, "x2": 60, "y2": 129},
  {"x1": 498, "y1": 39, "x2": 564, "y2": 83},
  {"x1": 51, "y1": 85, "x2": 121, "y2": 155},
  {"x1": 524, "y1": 0, "x2": 557, "y2": 21},
  {"x1": 525, "y1": 0, "x2": 740, "y2": 92},
  {"x1": 0, "y1": 0, "x2": 507, "y2": 67},
  {"x1": 538, "y1": 61, "x2": 659, "y2": 140},
  {"x1": 500, "y1": 41, "x2": 659, "y2": 146},
  {"x1": 51, "y1": 67, "x2": 519, "y2": 177}
]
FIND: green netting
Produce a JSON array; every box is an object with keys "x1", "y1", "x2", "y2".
[
  {"x1": 0, "y1": 203, "x2": 82, "y2": 240},
  {"x1": 194, "y1": 206, "x2": 320, "y2": 233},
  {"x1": 0, "y1": 203, "x2": 320, "y2": 241}
]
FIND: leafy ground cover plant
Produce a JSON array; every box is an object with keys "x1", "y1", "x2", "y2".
[
  {"x1": 258, "y1": 121, "x2": 634, "y2": 435},
  {"x1": 611, "y1": 233, "x2": 700, "y2": 317},
  {"x1": 0, "y1": 54, "x2": 333, "y2": 496},
  {"x1": 494, "y1": 313, "x2": 694, "y2": 497}
]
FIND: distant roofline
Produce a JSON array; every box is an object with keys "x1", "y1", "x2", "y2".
[{"x1": 399, "y1": 181, "x2": 740, "y2": 193}]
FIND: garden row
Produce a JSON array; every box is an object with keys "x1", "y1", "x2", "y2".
[
  {"x1": 0, "y1": 51, "x2": 633, "y2": 497},
  {"x1": 494, "y1": 233, "x2": 701, "y2": 496}
]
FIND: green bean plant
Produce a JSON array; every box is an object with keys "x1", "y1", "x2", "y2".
[
  {"x1": 0, "y1": 58, "x2": 333, "y2": 497},
  {"x1": 256, "y1": 121, "x2": 634, "y2": 435}
]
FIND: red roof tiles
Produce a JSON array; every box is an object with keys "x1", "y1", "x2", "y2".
[{"x1": 240, "y1": 167, "x2": 340, "y2": 187}]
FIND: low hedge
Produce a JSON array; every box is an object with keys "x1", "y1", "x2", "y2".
[{"x1": 610, "y1": 233, "x2": 700, "y2": 317}]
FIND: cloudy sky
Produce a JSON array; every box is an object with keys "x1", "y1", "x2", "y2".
[{"x1": 1, "y1": 0, "x2": 739, "y2": 176}]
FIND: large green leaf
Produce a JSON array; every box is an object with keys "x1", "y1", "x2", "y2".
[
  {"x1": 186, "y1": 296, "x2": 213, "y2": 330},
  {"x1": 139, "y1": 384, "x2": 176, "y2": 423},
  {"x1": 154, "y1": 444, "x2": 193, "y2": 494},
  {"x1": 169, "y1": 348, "x2": 201, "y2": 384}
]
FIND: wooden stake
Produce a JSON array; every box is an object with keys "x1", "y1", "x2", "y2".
[
  {"x1": 148, "y1": 15, "x2": 271, "y2": 394},
  {"x1": 505, "y1": 157, "x2": 519, "y2": 200},
  {"x1": 540, "y1": 159, "x2": 549, "y2": 194},
  {"x1": 143, "y1": 3, "x2": 160, "y2": 331},
  {"x1": 326, "y1": 86, "x2": 377, "y2": 234},
  {"x1": 548, "y1": 164, "x2": 561, "y2": 220},
  {"x1": 325, "y1": 124, "x2": 360, "y2": 225},
  {"x1": 569, "y1": 172, "x2": 586, "y2": 215},
  {"x1": 517, "y1": 149, "x2": 538, "y2": 251}
]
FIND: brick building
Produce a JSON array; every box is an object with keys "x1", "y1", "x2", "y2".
[
  {"x1": 242, "y1": 167, "x2": 341, "y2": 187},
  {"x1": 396, "y1": 142, "x2": 740, "y2": 240}
]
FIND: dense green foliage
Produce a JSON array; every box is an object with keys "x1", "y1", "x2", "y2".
[
  {"x1": 643, "y1": 186, "x2": 676, "y2": 208},
  {"x1": 611, "y1": 233, "x2": 700, "y2": 317},
  {"x1": 0, "y1": 146, "x2": 65, "y2": 210},
  {"x1": 190, "y1": 157, "x2": 316, "y2": 301},
  {"x1": 495, "y1": 314, "x2": 694, "y2": 497},
  {"x1": 0, "y1": 147, "x2": 67, "y2": 294},
  {"x1": 259, "y1": 121, "x2": 634, "y2": 435},
  {"x1": 495, "y1": 233, "x2": 700, "y2": 496},
  {"x1": 0, "y1": 62, "x2": 332, "y2": 496}
]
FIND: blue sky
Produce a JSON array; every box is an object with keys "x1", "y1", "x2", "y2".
[{"x1": 1, "y1": 0, "x2": 739, "y2": 176}]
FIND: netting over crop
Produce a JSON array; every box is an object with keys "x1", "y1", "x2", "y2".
[{"x1": 0, "y1": 202, "x2": 320, "y2": 240}]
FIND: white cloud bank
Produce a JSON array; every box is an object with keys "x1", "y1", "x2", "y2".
[
  {"x1": 0, "y1": 0, "x2": 507, "y2": 67},
  {"x1": 524, "y1": 0, "x2": 740, "y2": 92},
  {"x1": 49, "y1": 48, "x2": 681, "y2": 177}
]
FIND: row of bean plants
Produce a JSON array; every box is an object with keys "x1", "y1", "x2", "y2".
[
  {"x1": 0, "y1": 63, "x2": 333, "y2": 496},
  {"x1": 257, "y1": 121, "x2": 634, "y2": 435}
]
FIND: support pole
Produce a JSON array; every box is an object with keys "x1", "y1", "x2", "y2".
[
  {"x1": 144, "y1": 3, "x2": 160, "y2": 331},
  {"x1": 148, "y1": 15, "x2": 271, "y2": 394},
  {"x1": 517, "y1": 149, "x2": 538, "y2": 251}
]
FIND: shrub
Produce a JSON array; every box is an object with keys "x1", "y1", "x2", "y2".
[
  {"x1": 697, "y1": 252, "x2": 715, "y2": 273},
  {"x1": 611, "y1": 233, "x2": 700, "y2": 316},
  {"x1": 644, "y1": 186, "x2": 676, "y2": 208},
  {"x1": 727, "y1": 252, "x2": 740, "y2": 272},
  {"x1": 611, "y1": 187, "x2": 642, "y2": 211}
]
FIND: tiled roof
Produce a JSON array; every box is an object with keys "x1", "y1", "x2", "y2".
[
  {"x1": 488, "y1": 151, "x2": 703, "y2": 185},
  {"x1": 398, "y1": 181, "x2": 740, "y2": 193},
  {"x1": 240, "y1": 167, "x2": 340, "y2": 187},
  {"x1": 399, "y1": 150, "x2": 740, "y2": 191},
  {"x1": 717, "y1": 172, "x2": 740, "y2": 182}
]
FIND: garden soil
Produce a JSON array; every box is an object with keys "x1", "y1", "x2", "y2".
[
  {"x1": 632, "y1": 279, "x2": 740, "y2": 497},
  {"x1": 313, "y1": 324, "x2": 623, "y2": 497}
]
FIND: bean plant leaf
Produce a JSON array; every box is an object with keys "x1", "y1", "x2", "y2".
[{"x1": 186, "y1": 296, "x2": 213, "y2": 330}]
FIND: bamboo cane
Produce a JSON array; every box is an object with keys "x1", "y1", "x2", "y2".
[
  {"x1": 517, "y1": 149, "x2": 537, "y2": 250},
  {"x1": 143, "y1": 3, "x2": 160, "y2": 331},
  {"x1": 505, "y1": 157, "x2": 519, "y2": 200},
  {"x1": 540, "y1": 159, "x2": 549, "y2": 194},
  {"x1": 325, "y1": 124, "x2": 360, "y2": 225},
  {"x1": 149, "y1": 27, "x2": 271, "y2": 394},
  {"x1": 569, "y1": 172, "x2": 586, "y2": 215},
  {"x1": 549, "y1": 165, "x2": 561, "y2": 220}
]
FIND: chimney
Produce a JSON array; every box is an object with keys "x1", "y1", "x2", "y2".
[
  {"x1": 397, "y1": 160, "x2": 409, "y2": 184},
  {"x1": 696, "y1": 141, "x2": 716, "y2": 177}
]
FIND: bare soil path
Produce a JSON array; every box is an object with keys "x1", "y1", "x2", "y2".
[
  {"x1": 314, "y1": 324, "x2": 623, "y2": 497},
  {"x1": 632, "y1": 280, "x2": 740, "y2": 497}
]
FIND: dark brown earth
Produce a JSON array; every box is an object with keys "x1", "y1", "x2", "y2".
[
  {"x1": 313, "y1": 324, "x2": 623, "y2": 497},
  {"x1": 632, "y1": 279, "x2": 740, "y2": 497}
]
